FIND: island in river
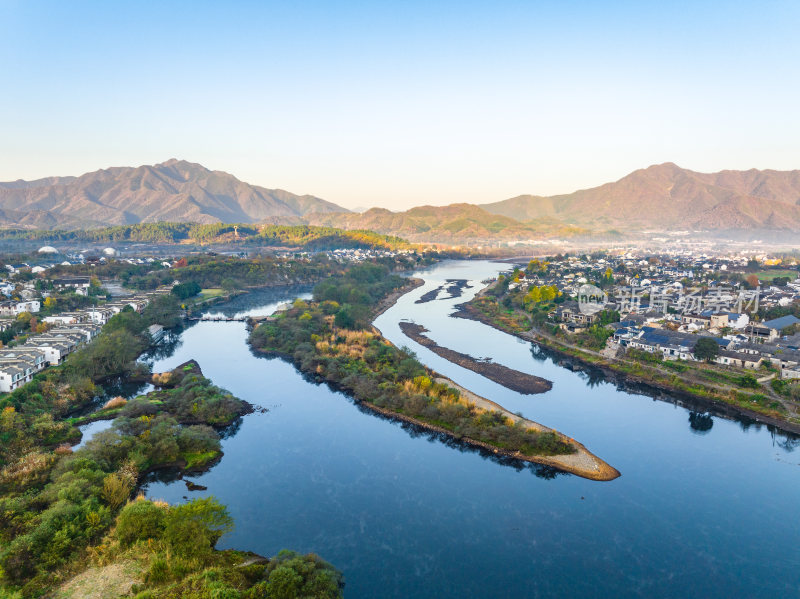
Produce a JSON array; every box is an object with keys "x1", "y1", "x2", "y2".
[
  {"x1": 248, "y1": 264, "x2": 619, "y2": 481},
  {"x1": 399, "y1": 321, "x2": 552, "y2": 394}
]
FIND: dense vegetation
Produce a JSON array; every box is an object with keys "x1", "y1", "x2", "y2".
[
  {"x1": 62, "y1": 294, "x2": 181, "y2": 381},
  {"x1": 0, "y1": 355, "x2": 245, "y2": 591},
  {"x1": 104, "y1": 503, "x2": 344, "y2": 598},
  {"x1": 0, "y1": 284, "x2": 343, "y2": 597},
  {"x1": 0, "y1": 222, "x2": 412, "y2": 250},
  {"x1": 171, "y1": 281, "x2": 202, "y2": 300},
  {"x1": 249, "y1": 264, "x2": 574, "y2": 458}
]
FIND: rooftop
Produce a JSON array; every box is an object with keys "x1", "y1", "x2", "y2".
[{"x1": 762, "y1": 315, "x2": 800, "y2": 331}]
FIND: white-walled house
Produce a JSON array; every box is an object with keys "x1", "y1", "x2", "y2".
[
  {"x1": 25, "y1": 333, "x2": 81, "y2": 364},
  {"x1": 0, "y1": 300, "x2": 41, "y2": 317},
  {"x1": 722, "y1": 312, "x2": 749, "y2": 329},
  {"x1": 0, "y1": 348, "x2": 47, "y2": 392},
  {"x1": 43, "y1": 313, "x2": 80, "y2": 325},
  {"x1": 48, "y1": 323, "x2": 101, "y2": 343},
  {"x1": 0, "y1": 363, "x2": 25, "y2": 393},
  {"x1": 84, "y1": 308, "x2": 115, "y2": 324}
]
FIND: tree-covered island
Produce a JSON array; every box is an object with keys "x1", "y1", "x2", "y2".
[{"x1": 248, "y1": 263, "x2": 619, "y2": 481}]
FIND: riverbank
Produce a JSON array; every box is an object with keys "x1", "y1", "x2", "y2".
[
  {"x1": 458, "y1": 294, "x2": 800, "y2": 436},
  {"x1": 429, "y1": 377, "x2": 619, "y2": 480},
  {"x1": 254, "y1": 327, "x2": 618, "y2": 480},
  {"x1": 380, "y1": 290, "x2": 615, "y2": 480},
  {"x1": 373, "y1": 277, "x2": 425, "y2": 318},
  {"x1": 250, "y1": 266, "x2": 619, "y2": 481},
  {"x1": 399, "y1": 321, "x2": 552, "y2": 394}
]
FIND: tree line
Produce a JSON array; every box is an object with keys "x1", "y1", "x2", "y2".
[{"x1": 249, "y1": 264, "x2": 575, "y2": 459}]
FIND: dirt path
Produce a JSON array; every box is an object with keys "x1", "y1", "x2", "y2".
[{"x1": 52, "y1": 561, "x2": 143, "y2": 599}]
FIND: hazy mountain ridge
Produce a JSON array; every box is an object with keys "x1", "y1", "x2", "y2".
[
  {"x1": 0, "y1": 159, "x2": 348, "y2": 228},
  {"x1": 3, "y1": 161, "x2": 800, "y2": 241},
  {"x1": 482, "y1": 163, "x2": 800, "y2": 229}
]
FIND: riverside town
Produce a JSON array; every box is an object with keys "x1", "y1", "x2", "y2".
[
  {"x1": 4, "y1": 3, "x2": 800, "y2": 596},
  {"x1": 1, "y1": 228, "x2": 800, "y2": 597}
]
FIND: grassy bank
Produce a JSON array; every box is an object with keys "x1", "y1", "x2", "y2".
[{"x1": 464, "y1": 294, "x2": 800, "y2": 433}]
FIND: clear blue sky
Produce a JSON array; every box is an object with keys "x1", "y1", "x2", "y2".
[{"x1": 1, "y1": 1, "x2": 799, "y2": 209}]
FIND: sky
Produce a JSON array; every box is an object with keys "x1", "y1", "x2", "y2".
[{"x1": 1, "y1": 0, "x2": 799, "y2": 210}]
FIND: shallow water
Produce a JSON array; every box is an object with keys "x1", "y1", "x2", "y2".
[{"x1": 141, "y1": 262, "x2": 800, "y2": 598}]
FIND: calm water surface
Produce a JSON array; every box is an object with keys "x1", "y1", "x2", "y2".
[{"x1": 141, "y1": 262, "x2": 800, "y2": 598}]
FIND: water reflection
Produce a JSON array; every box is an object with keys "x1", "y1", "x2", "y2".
[
  {"x1": 688, "y1": 412, "x2": 714, "y2": 435},
  {"x1": 259, "y1": 352, "x2": 569, "y2": 480},
  {"x1": 71, "y1": 376, "x2": 153, "y2": 418},
  {"x1": 138, "y1": 261, "x2": 800, "y2": 599},
  {"x1": 529, "y1": 344, "x2": 548, "y2": 362},
  {"x1": 576, "y1": 368, "x2": 607, "y2": 389},
  {"x1": 141, "y1": 329, "x2": 186, "y2": 363},
  {"x1": 205, "y1": 284, "x2": 312, "y2": 318},
  {"x1": 771, "y1": 431, "x2": 800, "y2": 452},
  {"x1": 529, "y1": 339, "x2": 800, "y2": 442},
  {"x1": 217, "y1": 414, "x2": 243, "y2": 440}
]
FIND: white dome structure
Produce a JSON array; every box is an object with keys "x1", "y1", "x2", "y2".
[
  {"x1": 102, "y1": 247, "x2": 117, "y2": 256},
  {"x1": 38, "y1": 246, "x2": 58, "y2": 254}
]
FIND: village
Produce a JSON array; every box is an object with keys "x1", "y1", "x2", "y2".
[
  {"x1": 504, "y1": 250, "x2": 800, "y2": 381},
  {"x1": 0, "y1": 242, "x2": 426, "y2": 395},
  {"x1": 0, "y1": 244, "x2": 183, "y2": 393},
  {"x1": 0, "y1": 286, "x2": 172, "y2": 393}
]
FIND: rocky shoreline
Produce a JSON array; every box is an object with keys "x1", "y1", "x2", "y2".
[{"x1": 399, "y1": 321, "x2": 552, "y2": 394}]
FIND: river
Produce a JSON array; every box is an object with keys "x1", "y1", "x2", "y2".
[{"x1": 132, "y1": 261, "x2": 800, "y2": 598}]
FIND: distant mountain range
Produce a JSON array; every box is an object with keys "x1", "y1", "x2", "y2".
[
  {"x1": 482, "y1": 162, "x2": 800, "y2": 231},
  {"x1": 2, "y1": 161, "x2": 800, "y2": 242},
  {"x1": 307, "y1": 163, "x2": 800, "y2": 242},
  {"x1": 0, "y1": 159, "x2": 347, "y2": 229}
]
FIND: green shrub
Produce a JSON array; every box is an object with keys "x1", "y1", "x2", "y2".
[
  {"x1": 116, "y1": 500, "x2": 167, "y2": 547},
  {"x1": 260, "y1": 550, "x2": 344, "y2": 599},
  {"x1": 171, "y1": 281, "x2": 202, "y2": 300},
  {"x1": 163, "y1": 498, "x2": 233, "y2": 558},
  {"x1": 738, "y1": 374, "x2": 759, "y2": 389},
  {"x1": 146, "y1": 557, "x2": 170, "y2": 584},
  {"x1": 771, "y1": 379, "x2": 789, "y2": 395}
]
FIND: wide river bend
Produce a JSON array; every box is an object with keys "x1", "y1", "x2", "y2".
[{"x1": 125, "y1": 261, "x2": 800, "y2": 598}]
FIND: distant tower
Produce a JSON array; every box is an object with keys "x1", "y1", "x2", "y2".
[{"x1": 233, "y1": 225, "x2": 239, "y2": 239}]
